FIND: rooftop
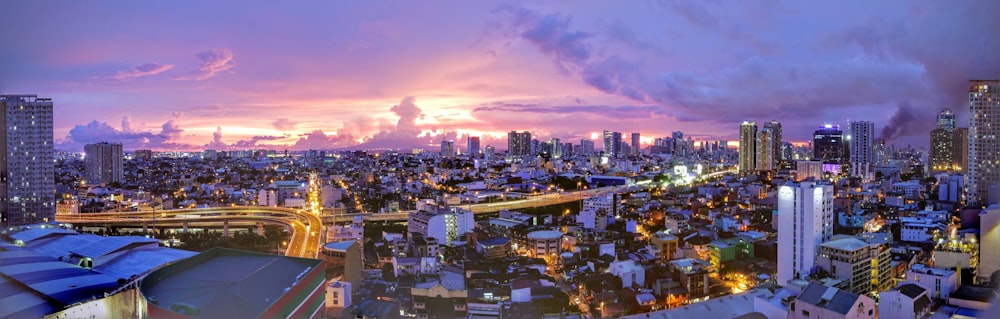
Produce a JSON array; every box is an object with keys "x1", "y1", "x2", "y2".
[
  {"x1": 527, "y1": 230, "x2": 563, "y2": 240},
  {"x1": 323, "y1": 240, "x2": 357, "y2": 252},
  {"x1": 621, "y1": 289, "x2": 771, "y2": 319},
  {"x1": 140, "y1": 248, "x2": 322, "y2": 319},
  {"x1": 0, "y1": 249, "x2": 119, "y2": 317},
  {"x1": 796, "y1": 282, "x2": 863, "y2": 315},
  {"x1": 821, "y1": 237, "x2": 869, "y2": 252}
]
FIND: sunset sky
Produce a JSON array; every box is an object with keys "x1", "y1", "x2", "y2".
[{"x1": 2, "y1": 1, "x2": 998, "y2": 151}]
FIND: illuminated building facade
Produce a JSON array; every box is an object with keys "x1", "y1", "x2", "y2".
[
  {"x1": 1, "y1": 94, "x2": 55, "y2": 226},
  {"x1": 739, "y1": 121, "x2": 757, "y2": 173},
  {"x1": 969, "y1": 80, "x2": 1000, "y2": 203},
  {"x1": 777, "y1": 181, "x2": 833, "y2": 286}
]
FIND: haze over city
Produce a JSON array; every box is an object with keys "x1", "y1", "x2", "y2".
[{"x1": 3, "y1": 0, "x2": 999, "y2": 151}]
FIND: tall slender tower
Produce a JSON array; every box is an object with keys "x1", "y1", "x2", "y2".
[
  {"x1": 630, "y1": 132, "x2": 640, "y2": 155},
  {"x1": 466, "y1": 136, "x2": 480, "y2": 156},
  {"x1": 763, "y1": 120, "x2": 782, "y2": 166},
  {"x1": 969, "y1": 80, "x2": 1000, "y2": 204},
  {"x1": 777, "y1": 181, "x2": 834, "y2": 286},
  {"x1": 849, "y1": 121, "x2": 875, "y2": 179},
  {"x1": 930, "y1": 110, "x2": 956, "y2": 173},
  {"x1": 757, "y1": 126, "x2": 774, "y2": 171},
  {"x1": 603, "y1": 130, "x2": 622, "y2": 158},
  {"x1": 1, "y1": 95, "x2": 55, "y2": 226},
  {"x1": 739, "y1": 121, "x2": 758, "y2": 173}
]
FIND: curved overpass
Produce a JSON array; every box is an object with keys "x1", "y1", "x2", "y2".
[{"x1": 56, "y1": 206, "x2": 323, "y2": 259}]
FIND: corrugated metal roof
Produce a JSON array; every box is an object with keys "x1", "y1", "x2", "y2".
[
  {"x1": 10, "y1": 227, "x2": 75, "y2": 244},
  {"x1": 94, "y1": 248, "x2": 196, "y2": 279},
  {"x1": 0, "y1": 250, "x2": 119, "y2": 306},
  {"x1": 68, "y1": 236, "x2": 158, "y2": 259}
]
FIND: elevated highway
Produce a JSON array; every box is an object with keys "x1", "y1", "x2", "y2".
[{"x1": 56, "y1": 206, "x2": 323, "y2": 259}]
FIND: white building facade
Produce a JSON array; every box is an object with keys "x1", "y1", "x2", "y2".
[{"x1": 778, "y1": 181, "x2": 834, "y2": 286}]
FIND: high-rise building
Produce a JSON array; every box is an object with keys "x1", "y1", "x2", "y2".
[
  {"x1": 777, "y1": 181, "x2": 834, "y2": 286},
  {"x1": 739, "y1": 121, "x2": 757, "y2": 173},
  {"x1": 969, "y1": 80, "x2": 1000, "y2": 204},
  {"x1": 602, "y1": 130, "x2": 622, "y2": 158},
  {"x1": 763, "y1": 120, "x2": 782, "y2": 166},
  {"x1": 466, "y1": 136, "x2": 480, "y2": 156},
  {"x1": 440, "y1": 140, "x2": 455, "y2": 157},
  {"x1": 813, "y1": 124, "x2": 844, "y2": 164},
  {"x1": 980, "y1": 205, "x2": 1000, "y2": 283},
  {"x1": 483, "y1": 145, "x2": 495, "y2": 161},
  {"x1": 84, "y1": 142, "x2": 124, "y2": 185},
  {"x1": 848, "y1": 121, "x2": 875, "y2": 179},
  {"x1": 938, "y1": 109, "x2": 956, "y2": 130},
  {"x1": 953, "y1": 127, "x2": 969, "y2": 172},
  {"x1": 756, "y1": 126, "x2": 774, "y2": 171},
  {"x1": 1, "y1": 95, "x2": 55, "y2": 226},
  {"x1": 930, "y1": 131, "x2": 953, "y2": 173},
  {"x1": 579, "y1": 139, "x2": 594, "y2": 156},
  {"x1": 548, "y1": 138, "x2": 562, "y2": 158},
  {"x1": 507, "y1": 131, "x2": 531, "y2": 160},
  {"x1": 630, "y1": 132, "x2": 640, "y2": 155}
]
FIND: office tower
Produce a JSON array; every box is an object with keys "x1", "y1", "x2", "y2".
[
  {"x1": 739, "y1": 121, "x2": 757, "y2": 173},
  {"x1": 563, "y1": 142, "x2": 573, "y2": 158},
  {"x1": 756, "y1": 126, "x2": 774, "y2": 171},
  {"x1": 813, "y1": 124, "x2": 843, "y2": 163},
  {"x1": 781, "y1": 142, "x2": 793, "y2": 165},
  {"x1": 777, "y1": 181, "x2": 834, "y2": 286},
  {"x1": 579, "y1": 138, "x2": 594, "y2": 155},
  {"x1": 969, "y1": 80, "x2": 1000, "y2": 204},
  {"x1": 930, "y1": 110, "x2": 955, "y2": 173},
  {"x1": 848, "y1": 121, "x2": 875, "y2": 179},
  {"x1": 763, "y1": 120, "x2": 782, "y2": 165},
  {"x1": 938, "y1": 109, "x2": 956, "y2": 130},
  {"x1": 84, "y1": 142, "x2": 124, "y2": 185},
  {"x1": 548, "y1": 138, "x2": 562, "y2": 158},
  {"x1": 1, "y1": 95, "x2": 55, "y2": 226},
  {"x1": 953, "y1": 127, "x2": 969, "y2": 172},
  {"x1": 630, "y1": 132, "x2": 640, "y2": 155},
  {"x1": 602, "y1": 130, "x2": 622, "y2": 158},
  {"x1": 507, "y1": 131, "x2": 531, "y2": 160},
  {"x1": 466, "y1": 136, "x2": 480, "y2": 156},
  {"x1": 440, "y1": 140, "x2": 455, "y2": 157},
  {"x1": 483, "y1": 145, "x2": 495, "y2": 161}
]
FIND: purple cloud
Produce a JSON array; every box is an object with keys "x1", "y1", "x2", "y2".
[
  {"x1": 272, "y1": 118, "x2": 297, "y2": 130},
  {"x1": 103, "y1": 62, "x2": 174, "y2": 82},
  {"x1": 174, "y1": 48, "x2": 235, "y2": 80},
  {"x1": 59, "y1": 116, "x2": 194, "y2": 151}
]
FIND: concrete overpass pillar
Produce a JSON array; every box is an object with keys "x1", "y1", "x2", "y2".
[
  {"x1": 257, "y1": 222, "x2": 264, "y2": 236},
  {"x1": 143, "y1": 223, "x2": 148, "y2": 234},
  {"x1": 183, "y1": 221, "x2": 188, "y2": 233},
  {"x1": 223, "y1": 219, "x2": 229, "y2": 237}
]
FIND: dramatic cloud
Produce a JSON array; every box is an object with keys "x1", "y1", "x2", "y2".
[
  {"x1": 174, "y1": 48, "x2": 235, "y2": 80},
  {"x1": 59, "y1": 116, "x2": 195, "y2": 151},
  {"x1": 102, "y1": 62, "x2": 174, "y2": 82}
]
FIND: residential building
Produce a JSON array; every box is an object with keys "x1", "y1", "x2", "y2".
[
  {"x1": 878, "y1": 284, "x2": 932, "y2": 319},
  {"x1": 980, "y1": 204, "x2": 1000, "y2": 283},
  {"x1": 906, "y1": 264, "x2": 958, "y2": 300},
  {"x1": 709, "y1": 237, "x2": 755, "y2": 270},
  {"x1": 814, "y1": 124, "x2": 844, "y2": 164},
  {"x1": 84, "y1": 142, "x2": 124, "y2": 185},
  {"x1": 795, "y1": 160, "x2": 824, "y2": 181},
  {"x1": 764, "y1": 120, "x2": 783, "y2": 167},
  {"x1": 757, "y1": 126, "x2": 775, "y2": 171},
  {"x1": 778, "y1": 181, "x2": 834, "y2": 286},
  {"x1": 789, "y1": 282, "x2": 875, "y2": 319},
  {"x1": 325, "y1": 281, "x2": 352, "y2": 318},
  {"x1": 968, "y1": 80, "x2": 1000, "y2": 204},
  {"x1": 411, "y1": 270, "x2": 467, "y2": 319},
  {"x1": 440, "y1": 140, "x2": 456, "y2": 157},
  {"x1": 321, "y1": 240, "x2": 363, "y2": 289},
  {"x1": 507, "y1": 131, "x2": 532, "y2": 160},
  {"x1": 668, "y1": 258, "x2": 713, "y2": 299},
  {"x1": 740, "y1": 121, "x2": 757, "y2": 173},
  {"x1": 815, "y1": 233, "x2": 892, "y2": 295},
  {"x1": 1, "y1": 94, "x2": 55, "y2": 226},
  {"x1": 848, "y1": 121, "x2": 874, "y2": 179},
  {"x1": 579, "y1": 138, "x2": 595, "y2": 156},
  {"x1": 407, "y1": 207, "x2": 475, "y2": 246},
  {"x1": 953, "y1": 127, "x2": 969, "y2": 172},
  {"x1": 930, "y1": 110, "x2": 956, "y2": 172}
]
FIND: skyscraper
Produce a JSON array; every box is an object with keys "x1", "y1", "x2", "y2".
[
  {"x1": 756, "y1": 126, "x2": 774, "y2": 171},
  {"x1": 739, "y1": 121, "x2": 757, "y2": 173},
  {"x1": 466, "y1": 136, "x2": 480, "y2": 156},
  {"x1": 507, "y1": 131, "x2": 532, "y2": 160},
  {"x1": 1, "y1": 95, "x2": 55, "y2": 226},
  {"x1": 813, "y1": 124, "x2": 843, "y2": 164},
  {"x1": 953, "y1": 127, "x2": 969, "y2": 172},
  {"x1": 440, "y1": 140, "x2": 455, "y2": 157},
  {"x1": 848, "y1": 121, "x2": 875, "y2": 179},
  {"x1": 84, "y1": 142, "x2": 124, "y2": 185},
  {"x1": 777, "y1": 181, "x2": 834, "y2": 286},
  {"x1": 930, "y1": 110, "x2": 955, "y2": 172},
  {"x1": 548, "y1": 138, "x2": 562, "y2": 158},
  {"x1": 763, "y1": 120, "x2": 782, "y2": 165},
  {"x1": 602, "y1": 130, "x2": 622, "y2": 158},
  {"x1": 579, "y1": 139, "x2": 594, "y2": 156},
  {"x1": 630, "y1": 132, "x2": 640, "y2": 155},
  {"x1": 969, "y1": 80, "x2": 1000, "y2": 204}
]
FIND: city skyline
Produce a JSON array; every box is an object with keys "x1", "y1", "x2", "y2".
[{"x1": 2, "y1": 1, "x2": 999, "y2": 152}]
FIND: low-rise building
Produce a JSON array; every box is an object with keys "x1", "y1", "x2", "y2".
[
  {"x1": 789, "y1": 282, "x2": 875, "y2": 319},
  {"x1": 878, "y1": 283, "x2": 932, "y2": 319}
]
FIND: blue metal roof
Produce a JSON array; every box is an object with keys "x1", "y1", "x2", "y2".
[
  {"x1": 95, "y1": 248, "x2": 196, "y2": 279},
  {"x1": 68, "y1": 236, "x2": 159, "y2": 259},
  {"x1": 10, "y1": 227, "x2": 75, "y2": 244},
  {"x1": 323, "y1": 240, "x2": 357, "y2": 251},
  {"x1": 0, "y1": 250, "x2": 118, "y2": 306}
]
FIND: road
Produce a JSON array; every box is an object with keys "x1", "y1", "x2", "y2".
[{"x1": 55, "y1": 206, "x2": 323, "y2": 259}]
